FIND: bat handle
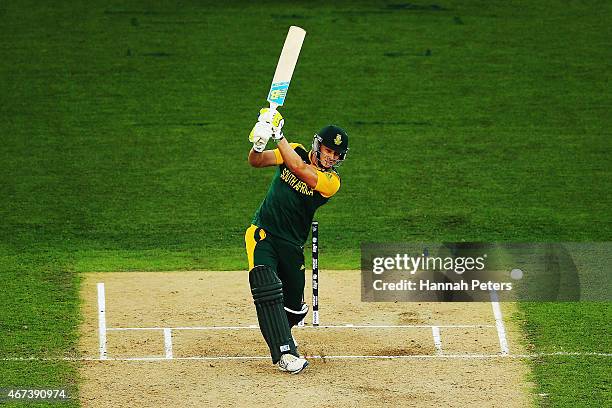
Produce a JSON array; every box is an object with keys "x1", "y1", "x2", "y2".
[{"x1": 269, "y1": 102, "x2": 279, "y2": 113}]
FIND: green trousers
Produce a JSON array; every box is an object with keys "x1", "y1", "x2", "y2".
[{"x1": 245, "y1": 224, "x2": 305, "y2": 312}]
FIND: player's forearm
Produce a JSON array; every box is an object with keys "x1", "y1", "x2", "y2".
[
  {"x1": 277, "y1": 139, "x2": 318, "y2": 188},
  {"x1": 276, "y1": 138, "x2": 303, "y2": 171},
  {"x1": 249, "y1": 147, "x2": 278, "y2": 168},
  {"x1": 248, "y1": 148, "x2": 264, "y2": 167}
]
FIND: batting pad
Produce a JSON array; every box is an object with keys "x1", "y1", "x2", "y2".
[{"x1": 249, "y1": 265, "x2": 297, "y2": 363}]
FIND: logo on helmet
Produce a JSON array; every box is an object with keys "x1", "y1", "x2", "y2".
[{"x1": 334, "y1": 134, "x2": 342, "y2": 145}]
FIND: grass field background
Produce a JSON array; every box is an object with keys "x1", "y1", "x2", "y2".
[{"x1": 1, "y1": 1, "x2": 610, "y2": 406}]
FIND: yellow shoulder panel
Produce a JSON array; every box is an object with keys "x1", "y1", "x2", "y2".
[
  {"x1": 290, "y1": 142, "x2": 306, "y2": 151},
  {"x1": 273, "y1": 148, "x2": 283, "y2": 165},
  {"x1": 315, "y1": 170, "x2": 341, "y2": 198},
  {"x1": 274, "y1": 143, "x2": 306, "y2": 165}
]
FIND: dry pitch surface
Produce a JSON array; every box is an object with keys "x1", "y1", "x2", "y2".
[{"x1": 78, "y1": 271, "x2": 533, "y2": 407}]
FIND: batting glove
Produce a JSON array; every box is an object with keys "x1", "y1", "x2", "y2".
[
  {"x1": 249, "y1": 121, "x2": 273, "y2": 152},
  {"x1": 258, "y1": 108, "x2": 284, "y2": 142},
  {"x1": 271, "y1": 119, "x2": 284, "y2": 142},
  {"x1": 258, "y1": 107, "x2": 284, "y2": 128}
]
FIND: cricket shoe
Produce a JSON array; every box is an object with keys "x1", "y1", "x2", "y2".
[{"x1": 277, "y1": 353, "x2": 308, "y2": 374}]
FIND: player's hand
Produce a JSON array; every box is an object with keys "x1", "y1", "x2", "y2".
[
  {"x1": 258, "y1": 107, "x2": 284, "y2": 128},
  {"x1": 271, "y1": 116, "x2": 284, "y2": 141},
  {"x1": 249, "y1": 121, "x2": 273, "y2": 152},
  {"x1": 258, "y1": 108, "x2": 285, "y2": 141}
]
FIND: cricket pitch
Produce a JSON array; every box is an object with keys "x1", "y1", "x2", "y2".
[{"x1": 78, "y1": 271, "x2": 533, "y2": 407}]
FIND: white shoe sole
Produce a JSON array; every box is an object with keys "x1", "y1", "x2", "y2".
[
  {"x1": 290, "y1": 360, "x2": 308, "y2": 374},
  {"x1": 277, "y1": 359, "x2": 309, "y2": 374}
]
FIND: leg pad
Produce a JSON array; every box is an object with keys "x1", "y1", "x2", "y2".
[{"x1": 249, "y1": 265, "x2": 297, "y2": 362}]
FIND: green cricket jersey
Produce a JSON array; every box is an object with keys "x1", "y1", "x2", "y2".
[{"x1": 252, "y1": 143, "x2": 340, "y2": 246}]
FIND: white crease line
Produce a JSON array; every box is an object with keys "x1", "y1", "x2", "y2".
[
  {"x1": 164, "y1": 328, "x2": 173, "y2": 359},
  {"x1": 432, "y1": 326, "x2": 442, "y2": 355},
  {"x1": 106, "y1": 324, "x2": 494, "y2": 331},
  {"x1": 1, "y1": 352, "x2": 610, "y2": 362},
  {"x1": 97, "y1": 283, "x2": 107, "y2": 360},
  {"x1": 490, "y1": 290, "x2": 510, "y2": 355}
]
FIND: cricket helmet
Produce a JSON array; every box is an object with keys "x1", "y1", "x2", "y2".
[{"x1": 312, "y1": 125, "x2": 349, "y2": 167}]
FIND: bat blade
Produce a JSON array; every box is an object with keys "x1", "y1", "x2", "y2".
[{"x1": 267, "y1": 26, "x2": 306, "y2": 108}]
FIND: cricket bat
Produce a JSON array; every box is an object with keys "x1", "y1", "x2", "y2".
[{"x1": 267, "y1": 26, "x2": 306, "y2": 111}]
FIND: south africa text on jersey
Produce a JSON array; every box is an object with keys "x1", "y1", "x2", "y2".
[{"x1": 280, "y1": 167, "x2": 314, "y2": 196}]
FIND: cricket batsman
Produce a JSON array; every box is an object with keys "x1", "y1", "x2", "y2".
[{"x1": 245, "y1": 108, "x2": 349, "y2": 373}]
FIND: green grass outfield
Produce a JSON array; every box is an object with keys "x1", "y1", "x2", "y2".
[{"x1": 1, "y1": 1, "x2": 610, "y2": 406}]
